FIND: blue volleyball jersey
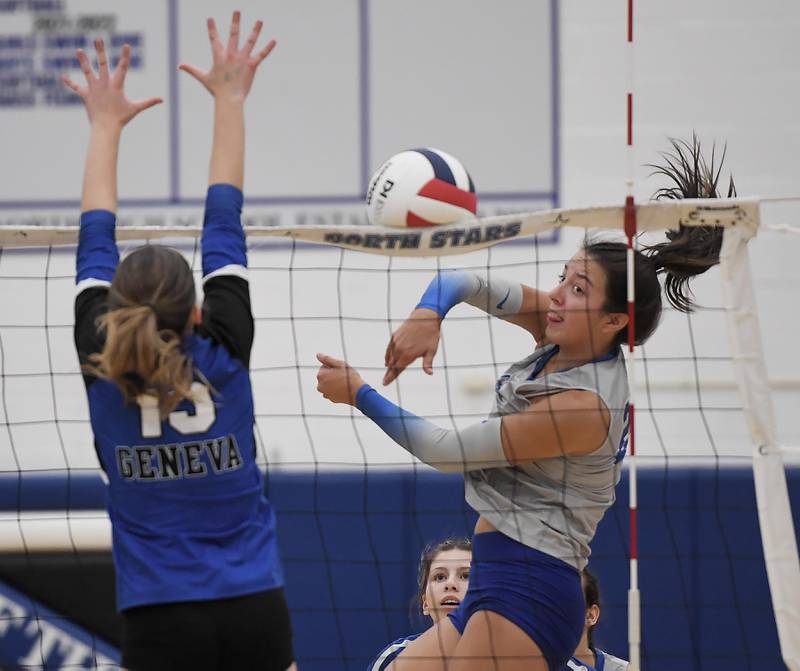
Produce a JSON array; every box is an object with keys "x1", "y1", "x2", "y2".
[
  {"x1": 566, "y1": 648, "x2": 629, "y2": 671},
  {"x1": 368, "y1": 634, "x2": 421, "y2": 671},
  {"x1": 74, "y1": 184, "x2": 283, "y2": 611}
]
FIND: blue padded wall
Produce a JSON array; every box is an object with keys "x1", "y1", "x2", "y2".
[
  {"x1": 267, "y1": 467, "x2": 799, "y2": 671},
  {"x1": 1, "y1": 466, "x2": 798, "y2": 670}
]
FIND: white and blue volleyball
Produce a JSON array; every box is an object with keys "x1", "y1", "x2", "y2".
[{"x1": 365, "y1": 148, "x2": 477, "y2": 228}]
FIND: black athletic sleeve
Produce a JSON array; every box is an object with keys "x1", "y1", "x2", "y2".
[
  {"x1": 198, "y1": 184, "x2": 254, "y2": 367},
  {"x1": 199, "y1": 275, "x2": 254, "y2": 368},
  {"x1": 74, "y1": 287, "x2": 109, "y2": 389},
  {"x1": 74, "y1": 210, "x2": 119, "y2": 389}
]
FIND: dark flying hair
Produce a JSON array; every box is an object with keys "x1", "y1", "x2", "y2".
[{"x1": 584, "y1": 134, "x2": 734, "y2": 346}]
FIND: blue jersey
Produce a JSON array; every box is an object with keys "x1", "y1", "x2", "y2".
[
  {"x1": 566, "y1": 648, "x2": 629, "y2": 671},
  {"x1": 368, "y1": 634, "x2": 421, "y2": 670},
  {"x1": 74, "y1": 184, "x2": 283, "y2": 611}
]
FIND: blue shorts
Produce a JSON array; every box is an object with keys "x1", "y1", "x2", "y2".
[{"x1": 447, "y1": 532, "x2": 584, "y2": 671}]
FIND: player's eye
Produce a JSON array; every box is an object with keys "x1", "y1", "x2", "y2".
[
  {"x1": 431, "y1": 573, "x2": 446, "y2": 582},
  {"x1": 573, "y1": 284, "x2": 584, "y2": 295},
  {"x1": 558, "y1": 273, "x2": 566, "y2": 283},
  {"x1": 460, "y1": 571, "x2": 470, "y2": 581}
]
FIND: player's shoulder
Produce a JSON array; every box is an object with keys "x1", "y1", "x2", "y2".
[
  {"x1": 184, "y1": 333, "x2": 247, "y2": 383},
  {"x1": 595, "y1": 648, "x2": 629, "y2": 671},
  {"x1": 368, "y1": 633, "x2": 422, "y2": 671}
]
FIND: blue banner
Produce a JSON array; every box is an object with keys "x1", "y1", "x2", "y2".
[{"x1": 0, "y1": 579, "x2": 120, "y2": 670}]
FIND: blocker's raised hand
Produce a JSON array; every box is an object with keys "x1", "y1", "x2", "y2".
[
  {"x1": 179, "y1": 11, "x2": 276, "y2": 101},
  {"x1": 61, "y1": 39, "x2": 162, "y2": 128}
]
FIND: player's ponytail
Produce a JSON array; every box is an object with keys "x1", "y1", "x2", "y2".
[
  {"x1": 644, "y1": 134, "x2": 733, "y2": 312},
  {"x1": 644, "y1": 225, "x2": 724, "y2": 313},
  {"x1": 585, "y1": 134, "x2": 734, "y2": 347},
  {"x1": 87, "y1": 245, "x2": 198, "y2": 418}
]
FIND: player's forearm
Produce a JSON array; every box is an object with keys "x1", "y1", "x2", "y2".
[
  {"x1": 209, "y1": 98, "x2": 245, "y2": 189},
  {"x1": 500, "y1": 284, "x2": 552, "y2": 340},
  {"x1": 416, "y1": 270, "x2": 523, "y2": 320},
  {"x1": 355, "y1": 384, "x2": 507, "y2": 473},
  {"x1": 81, "y1": 123, "x2": 122, "y2": 213}
]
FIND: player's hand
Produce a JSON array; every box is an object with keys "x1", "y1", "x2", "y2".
[
  {"x1": 383, "y1": 308, "x2": 441, "y2": 386},
  {"x1": 316, "y1": 354, "x2": 366, "y2": 406},
  {"x1": 179, "y1": 11, "x2": 276, "y2": 102},
  {"x1": 61, "y1": 39, "x2": 162, "y2": 129}
]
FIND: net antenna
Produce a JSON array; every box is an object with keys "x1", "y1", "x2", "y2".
[
  {"x1": 624, "y1": 2, "x2": 641, "y2": 669},
  {"x1": 623, "y1": 2, "x2": 799, "y2": 669}
]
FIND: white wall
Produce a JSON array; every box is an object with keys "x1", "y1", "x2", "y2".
[
  {"x1": 0, "y1": 0, "x2": 798, "y2": 473},
  {"x1": 559, "y1": 0, "x2": 800, "y2": 451}
]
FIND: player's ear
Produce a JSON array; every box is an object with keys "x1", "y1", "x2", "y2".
[
  {"x1": 586, "y1": 603, "x2": 600, "y2": 627},
  {"x1": 421, "y1": 595, "x2": 430, "y2": 617},
  {"x1": 184, "y1": 304, "x2": 202, "y2": 335},
  {"x1": 603, "y1": 311, "x2": 628, "y2": 336}
]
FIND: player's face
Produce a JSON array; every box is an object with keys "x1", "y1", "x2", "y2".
[
  {"x1": 421, "y1": 548, "x2": 471, "y2": 624},
  {"x1": 545, "y1": 250, "x2": 624, "y2": 355}
]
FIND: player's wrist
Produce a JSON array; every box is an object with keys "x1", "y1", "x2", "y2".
[
  {"x1": 410, "y1": 307, "x2": 442, "y2": 325},
  {"x1": 347, "y1": 375, "x2": 365, "y2": 406},
  {"x1": 88, "y1": 120, "x2": 124, "y2": 138},
  {"x1": 354, "y1": 382, "x2": 373, "y2": 409},
  {"x1": 213, "y1": 94, "x2": 247, "y2": 109},
  {"x1": 416, "y1": 271, "x2": 478, "y2": 319}
]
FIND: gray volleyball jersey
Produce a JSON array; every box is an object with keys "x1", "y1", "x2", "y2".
[
  {"x1": 464, "y1": 343, "x2": 630, "y2": 570},
  {"x1": 568, "y1": 649, "x2": 629, "y2": 671},
  {"x1": 597, "y1": 650, "x2": 629, "y2": 671}
]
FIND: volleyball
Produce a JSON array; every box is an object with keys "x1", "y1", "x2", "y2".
[{"x1": 365, "y1": 148, "x2": 478, "y2": 228}]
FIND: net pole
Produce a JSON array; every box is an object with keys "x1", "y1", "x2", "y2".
[
  {"x1": 720, "y1": 223, "x2": 800, "y2": 671},
  {"x1": 624, "y1": 1, "x2": 641, "y2": 669}
]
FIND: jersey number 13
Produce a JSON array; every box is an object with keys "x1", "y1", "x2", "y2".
[{"x1": 137, "y1": 383, "x2": 216, "y2": 438}]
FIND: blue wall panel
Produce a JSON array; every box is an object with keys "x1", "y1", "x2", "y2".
[
  {"x1": 266, "y1": 467, "x2": 798, "y2": 671},
  {"x1": 0, "y1": 467, "x2": 797, "y2": 670}
]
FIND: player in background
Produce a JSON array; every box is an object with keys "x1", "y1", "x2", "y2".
[
  {"x1": 317, "y1": 137, "x2": 732, "y2": 671},
  {"x1": 565, "y1": 570, "x2": 628, "y2": 671},
  {"x1": 63, "y1": 13, "x2": 295, "y2": 671},
  {"x1": 369, "y1": 538, "x2": 472, "y2": 671}
]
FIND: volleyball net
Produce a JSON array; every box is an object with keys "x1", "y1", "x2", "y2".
[{"x1": 0, "y1": 199, "x2": 798, "y2": 670}]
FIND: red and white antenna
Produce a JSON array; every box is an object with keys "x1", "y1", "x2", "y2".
[{"x1": 625, "y1": 0, "x2": 641, "y2": 669}]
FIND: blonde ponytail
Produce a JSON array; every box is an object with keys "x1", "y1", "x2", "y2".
[
  {"x1": 85, "y1": 245, "x2": 201, "y2": 418},
  {"x1": 87, "y1": 305, "x2": 194, "y2": 418}
]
